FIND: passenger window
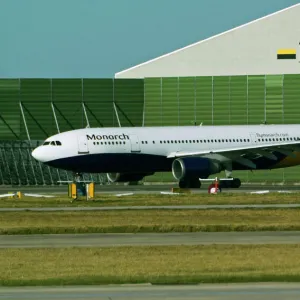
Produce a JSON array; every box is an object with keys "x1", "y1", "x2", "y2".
[
  {"x1": 211, "y1": 140, "x2": 213, "y2": 143},
  {"x1": 101, "y1": 142, "x2": 103, "y2": 145},
  {"x1": 142, "y1": 141, "x2": 144, "y2": 144},
  {"x1": 153, "y1": 141, "x2": 155, "y2": 144},
  {"x1": 222, "y1": 140, "x2": 224, "y2": 143},
  {"x1": 225, "y1": 139, "x2": 228, "y2": 142},
  {"x1": 171, "y1": 141, "x2": 173, "y2": 143}
]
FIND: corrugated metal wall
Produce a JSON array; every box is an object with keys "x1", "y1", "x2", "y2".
[
  {"x1": 0, "y1": 78, "x2": 144, "y2": 185},
  {"x1": 0, "y1": 78, "x2": 144, "y2": 140},
  {"x1": 143, "y1": 74, "x2": 300, "y2": 183}
]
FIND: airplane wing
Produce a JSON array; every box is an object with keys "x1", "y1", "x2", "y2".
[{"x1": 167, "y1": 140, "x2": 300, "y2": 169}]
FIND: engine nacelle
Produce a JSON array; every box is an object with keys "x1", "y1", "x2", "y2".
[
  {"x1": 107, "y1": 172, "x2": 152, "y2": 183},
  {"x1": 172, "y1": 157, "x2": 221, "y2": 181}
]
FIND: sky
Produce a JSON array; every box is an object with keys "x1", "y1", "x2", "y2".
[{"x1": 0, "y1": 0, "x2": 299, "y2": 78}]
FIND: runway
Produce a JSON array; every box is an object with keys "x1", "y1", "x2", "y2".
[
  {"x1": 1, "y1": 203, "x2": 300, "y2": 212},
  {"x1": 1, "y1": 283, "x2": 300, "y2": 300},
  {"x1": 0, "y1": 184, "x2": 299, "y2": 194},
  {"x1": 1, "y1": 231, "x2": 300, "y2": 248}
]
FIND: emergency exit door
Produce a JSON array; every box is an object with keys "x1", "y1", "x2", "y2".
[
  {"x1": 78, "y1": 135, "x2": 89, "y2": 154},
  {"x1": 130, "y1": 135, "x2": 141, "y2": 153}
]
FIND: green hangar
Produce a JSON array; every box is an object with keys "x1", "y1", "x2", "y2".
[{"x1": 1, "y1": 4, "x2": 300, "y2": 185}]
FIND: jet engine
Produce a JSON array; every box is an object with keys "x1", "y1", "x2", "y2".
[
  {"x1": 107, "y1": 172, "x2": 153, "y2": 183},
  {"x1": 172, "y1": 157, "x2": 221, "y2": 181}
]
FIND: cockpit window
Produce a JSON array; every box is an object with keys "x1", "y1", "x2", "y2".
[{"x1": 43, "y1": 140, "x2": 62, "y2": 146}]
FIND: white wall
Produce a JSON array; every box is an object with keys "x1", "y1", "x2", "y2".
[{"x1": 115, "y1": 4, "x2": 300, "y2": 78}]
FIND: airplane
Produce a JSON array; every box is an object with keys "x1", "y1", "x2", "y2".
[{"x1": 31, "y1": 124, "x2": 300, "y2": 189}]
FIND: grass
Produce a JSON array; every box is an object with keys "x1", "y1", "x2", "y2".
[
  {"x1": 1, "y1": 193, "x2": 300, "y2": 208},
  {"x1": 2, "y1": 209, "x2": 300, "y2": 234},
  {"x1": 1, "y1": 244, "x2": 300, "y2": 286}
]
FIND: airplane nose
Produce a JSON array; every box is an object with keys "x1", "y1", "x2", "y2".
[{"x1": 31, "y1": 147, "x2": 45, "y2": 162}]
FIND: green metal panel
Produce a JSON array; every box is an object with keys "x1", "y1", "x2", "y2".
[
  {"x1": 283, "y1": 74, "x2": 300, "y2": 124},
  {"x1": 195, "y1": 77, "x2": 213, "y2": 125},
  {"x1": 0, "y1": 79, "x2": 20, "y2": 140},
  {"x1": 213, "y1": 76, "x2": 230, "y2": 125},
  {"x1": 284, "y1": 166, "x2": 300, "y2": 182},
  {"x1": 52, "y1": 79, "x2": 83, "y2": 131},
  {"x1": 265, "y1": 75, "x2": 283, "y2": 124},
  {"x1": 161, "y1": 78, "x2": 178, "y2": 126},
  {"x1": 83, "y1": 79, "x2": 114, "y2": 127},
  {"x1": 20, "y1": 79, "x2": 54, "y2": 140},
  {"x1": 178, "y1": 77, "x2": 195, "y2": 126},
  {"x1": 248, "y1": 75, "x2": 265, "y2": 125},
  {"x1": 230, "y1": 76, "x2": 248, "y2": 125},
  {"x1": 114, "y1": 79, "x2": 144, "y2": 127},
  {"x1": 249, "y1": 169, "x2": 284, "y2": 182},
  {"x1": 280, "y1": 74, "x2": 300, "y2": 182},
  {"x1": 144, "y1": 78, "x2": 162, "y2": 126}
]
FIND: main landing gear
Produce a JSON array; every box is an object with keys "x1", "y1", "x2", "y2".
[
  {"x1": 219, "y1": 178, "x2": 241, "y2": 189},
  {"x1": 178, "y1": 177, "x2": 241, "y2": 190}
]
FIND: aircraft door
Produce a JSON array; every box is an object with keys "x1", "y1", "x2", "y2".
[
  {"x1": 130, "y1": 135, "x2": 141, "y2": 153},
  {"x1": 78, "y1": 135, "x2": 89, "y2": 154},
  {"x1": 250, "y1": 133, "x2": 258, "y2": 144}
]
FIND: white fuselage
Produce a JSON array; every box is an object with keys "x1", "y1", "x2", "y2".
[{"x1": 31, "y1": 124, "x2": 300, "y2": 175}]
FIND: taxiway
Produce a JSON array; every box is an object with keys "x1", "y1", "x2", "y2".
[
  {"x1": 1, "y1": 283, "x2": 300, "y2": 300},
  {"x1": 1, "y1": 231, "x2": 300, "y2": 248}
]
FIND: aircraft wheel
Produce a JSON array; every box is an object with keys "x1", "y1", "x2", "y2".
[{"x1": 231, "y1": 178, "x2": 241, "y2": 188}]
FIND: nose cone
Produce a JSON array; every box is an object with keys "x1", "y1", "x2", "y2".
[{"x1": 32, "y1": 147, "x2": 46, "y2": 162}]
